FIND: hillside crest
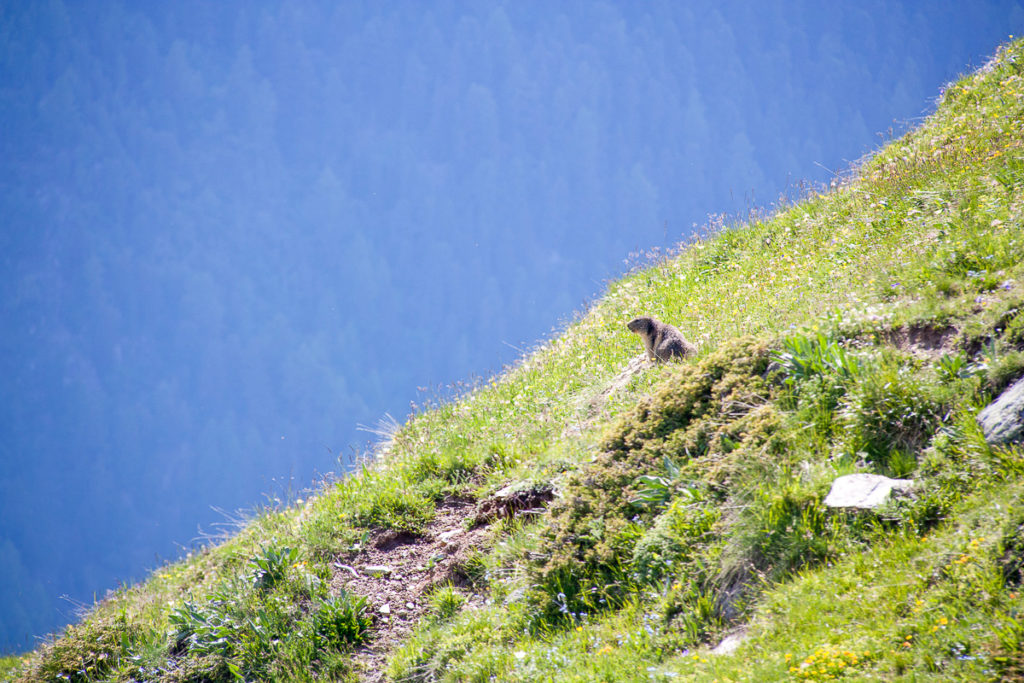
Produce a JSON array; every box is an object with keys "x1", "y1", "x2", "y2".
[{"x1": 7, "y1": 38, "x2": 1024, "y2": 683}]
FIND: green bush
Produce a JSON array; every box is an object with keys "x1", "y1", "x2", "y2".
[
  {"x1": 840, "y1": 356, "x2": 949, "y2": 473},
  {"x1": 250, "y1": 545, "x2": 299, "y2": 593},
  {"x1": 352, "y1": 481, "x2": 436, "y2": 533},
  {"x1": 29, "y1": 614, "x2": 139, "y2": 683},
  {"x1": 772, "y1": 331, "x2": 862, "y2": 388},
  {"x1": 936, "y1": 352, "x2": 982, "y2": 383},
  {"x1": 737, "y1": 477, "x2": 840, "y2": 582},
  {"x1": 311, "y1": 591, "x2": 374, "y2": 650},
  {"x1": 427, "y1": 584, "x2": 467, "y2": 622},
  {"x1": 530, "y1": 338, "x2": 775, "y2": 627},
  {"x1": 631, "y1": 495, "x2": 719, "y2": 584}
]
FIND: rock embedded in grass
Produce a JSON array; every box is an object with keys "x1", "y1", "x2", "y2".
[
  {"x1": 977, "y1": 375, "x2": 1024, "y2": 446},
  {"x1": 823, "y1": 473, "x2": 914, "y2": 509},
  {"x1": 711, "y1": 630, "x2": 748, "y2": 655}
]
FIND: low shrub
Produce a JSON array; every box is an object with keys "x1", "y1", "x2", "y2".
[
  {"x1": 840, "y1": 355, "x2": 950, "y2": 474},
  {"x1": 530, "y1": 337, "x2": 775, "y2": 628},
  {"x1": 427, "y1": 584, "x2": 467, "y2": 622},
  {"x1": 251, "y1": 545, "x2": 299, "y2": 594},
  {"x1": 311, "y1": 591, "x2": 374, "y2": 650}
]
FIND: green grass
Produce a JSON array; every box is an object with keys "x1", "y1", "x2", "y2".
[
  {"x1": 0, "y1": 658, "x2": 26, "y2": 680},
  {"x1": 7, "y1": 38, "x2": 1024, "y2": 683}
]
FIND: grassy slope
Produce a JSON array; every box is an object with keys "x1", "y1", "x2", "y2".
[{"x1": 9, "y1": 39, "x2": 1024, "y2": 683}]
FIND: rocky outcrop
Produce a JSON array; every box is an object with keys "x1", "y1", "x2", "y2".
[
  {"x1": 977, "y1": 375, "x2": 1024, "y2": 446},
  {"x1": 823, "y1": 473, "x2": 914, "y2": 509}
]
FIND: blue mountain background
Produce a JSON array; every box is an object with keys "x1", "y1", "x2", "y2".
[{"x1": 1, "y1": 0, "x2": 1021, "y2": 653}]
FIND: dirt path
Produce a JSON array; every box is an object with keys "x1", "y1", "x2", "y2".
[{"x1": 330, "y1": 500, "x2": 490, "y2": 682}]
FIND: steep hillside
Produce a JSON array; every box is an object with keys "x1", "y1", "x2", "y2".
[{"x1": 7, "y1": 38, "x2": 1024, "y2": 682}]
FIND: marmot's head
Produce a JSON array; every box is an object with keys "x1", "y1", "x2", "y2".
[{"x1": 627, "y1": 316, "x2": 654, "y2": 334}]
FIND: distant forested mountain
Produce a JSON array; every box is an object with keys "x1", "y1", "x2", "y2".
[{"x1": 1, "y1": 0, "x2": 1020, "y2": 652}]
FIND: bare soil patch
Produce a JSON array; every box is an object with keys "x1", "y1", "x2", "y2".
[
  {"x1": 331, "y1": 500, "x2": 490, "y2": 682},
  {"x1": 882, "y1": 322, "x2": 958, "y2": 358}
]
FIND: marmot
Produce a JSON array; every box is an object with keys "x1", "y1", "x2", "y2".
[{"x1": 627, "y1": 316, "x2": 698, "y2": 362}]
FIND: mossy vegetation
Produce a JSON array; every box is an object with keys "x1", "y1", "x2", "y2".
[{"x1": 7, "y1": 38, "x2": 1024, "y2": 682}]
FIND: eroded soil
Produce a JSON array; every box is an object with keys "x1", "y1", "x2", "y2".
[
  {"x1": 881, "y1": 322, "x2": 959, "y2": 358},
  {"x1": 330, "y1": 500, "x2": 491, "y2": 682}
]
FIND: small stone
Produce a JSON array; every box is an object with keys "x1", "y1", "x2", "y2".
[
  {"x1": 333, "y1": 562, "x2": 359, "y2": 578},
  {"x1": 824, "y1": 473, "x2": 914, "y2": 509},
  {"x1": 379, "y1": 603, "x2": 391, "y2": 614},
  {"x1": 405, "y1": 602, "x2": 415, "y2": 609},
  {"x1": 493, "y1": 483, "x2": 520, "y2": 499},
  {"x1": 438, "y1": 529, "x2": 462, "y2": 543},
  {"x1": 711, "y1": 631, "x2": 747, "y2": 655},
  {"x1": 362, "y1": 565, "x2": 394, "y2": 577}
]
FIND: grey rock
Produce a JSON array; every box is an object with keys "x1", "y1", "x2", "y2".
[
  {"x1": 711, "y1": 630, "x2": 747, "y2": 655},
  {"x1": 823, "y1": 473, "x2": 914, "y2": 509},
  {"x1": 362, "y1": 564, "x2": 394, "y2": 577},
  {"x1": 977, "y1": 375, "x2": 1024, "y2": 446},
  {"x1": 437, "y1": 529, "x2": 462, "y2": 544}
]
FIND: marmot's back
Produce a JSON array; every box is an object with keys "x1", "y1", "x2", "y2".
[{"x1": 627, "y1": 316, "x2": 697, "y2": 361}]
